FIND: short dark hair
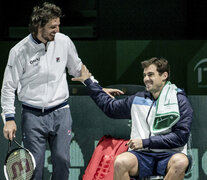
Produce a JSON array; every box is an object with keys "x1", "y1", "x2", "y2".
[
  {"x1": 141, "y1": 57, "x2": 170, "y2": 81},
  {"x1": 29, "y1": 2, "x2": 62, "y2": 36}
]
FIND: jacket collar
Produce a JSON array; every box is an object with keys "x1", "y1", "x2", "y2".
[
  {"x1": 30, "y1": 34, "x2": 42, "y2": 44},
  {"x1": 144, "y1": 90, "x2": 154, "y2": 100},
  {"x1": 143, "y1": 87, "x2": 186, "y2": 100}
]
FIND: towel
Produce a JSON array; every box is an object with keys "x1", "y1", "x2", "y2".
[{"x1": 151, "y1": 81, "x2": 180, "y2": 134}]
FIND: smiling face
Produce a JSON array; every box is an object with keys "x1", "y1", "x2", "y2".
[
  {"x1": 37, "y1": 18, "x2": 60, "y2": 44},
  {"x1": 143, "y1": 64, "x2": 168, "y2": 99}
]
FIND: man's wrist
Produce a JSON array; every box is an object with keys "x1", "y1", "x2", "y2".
[
  {"x1": 142, "y1": 138, "x2": 150, "y2": 148},
  {"x1": 84, "y1": 78, "x2": 93, "y2": 86},
  {"x1": 6, "y1": 117, "x2": 15, "y2": 122}
]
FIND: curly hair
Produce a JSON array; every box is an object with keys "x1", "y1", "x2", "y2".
[
  {"x1": 141, "y1": 57, "x2": 170, "y2": 81},
  {"x1": 29, "y1": 2, "x2": 62, "y2": 36}
]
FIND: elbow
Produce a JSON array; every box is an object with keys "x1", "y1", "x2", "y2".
[
  {"x1": 176, "y1": 132, "x2": 190, "y2": 147},
  {"x1": 104, "y1": 110, "x2": 115, "y2": 118}
]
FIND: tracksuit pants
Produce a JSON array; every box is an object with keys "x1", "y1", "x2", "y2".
[{"x1": 21, "y1": 106, "x2": 72, "y2": 180}]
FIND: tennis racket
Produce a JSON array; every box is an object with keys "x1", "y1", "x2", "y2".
[{"x1": 4, "y1": 139, "x2": 36, "y2": 180}]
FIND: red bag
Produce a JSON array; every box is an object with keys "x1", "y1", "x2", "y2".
[{"x1": 82, "y1": 135, "x2": 129, "y2": 180}]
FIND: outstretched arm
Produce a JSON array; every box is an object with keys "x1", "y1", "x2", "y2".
[{"x1": 72, "y1": 64, "x2": 133, "y2": 119}]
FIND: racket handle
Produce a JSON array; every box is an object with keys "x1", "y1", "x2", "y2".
[
  {"x1": 7, "y1": 140, "x2": 11, "y2": 153},
  {"x1": 14, "y1": 139, "x2": 23, "y2": 147}
]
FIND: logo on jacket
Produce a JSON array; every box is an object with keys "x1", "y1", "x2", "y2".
[
  {"x1": 67, "y1": 130, "x2": 71, "y2": 135},
  {"x1": 56, "y1": 57, "x2": 60, "y2": 62},
  {"x1": 30, "y1": 58, "x2": 40, "y2": 66}
]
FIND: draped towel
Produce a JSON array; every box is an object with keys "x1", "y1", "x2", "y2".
[{"x1": 151, "y1": 81, "x2": 180, "y2": 134}]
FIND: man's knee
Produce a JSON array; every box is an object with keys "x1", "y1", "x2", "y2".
[
  {"x1": 53, "y1": 151, "x2": 70, "y2": 166},
  {"x1": 114, "y1": 152, "x2": 138, "y2": 176},
  {"x1": 168, "y1": 154, "x2": 189, "y2": 173},
  {"x1": 114, "y1": 154, "x2": 128, "y2": 171}
]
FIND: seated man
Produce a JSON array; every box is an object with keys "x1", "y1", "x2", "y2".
[{"x1": 72, "y1": 57, "x2": 193, "y2": 180}]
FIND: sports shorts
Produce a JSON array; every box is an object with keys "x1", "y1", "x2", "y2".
[{"x1": 129, "y1": 150, "x2": 192, "y2": 178}]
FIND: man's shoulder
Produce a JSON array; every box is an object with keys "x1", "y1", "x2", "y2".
[
  {"x1": 134, "y1": 91, "x2": 146, "y2": 97},
  {"x1": 131, "y1": 91, "x2": 154, "y2": 106},
  {"x1": 177, "y1": 88, "x2": 188, "y2": 100},
  {"x1": 177, "y1": 89, "x2": 192, "y2": 111},
  {"x1": 55, "y1": 32, "x2": 70, "y2": 41},
  {"x1": 10, "y1": 35, "x2": 31, "y2": 53}
]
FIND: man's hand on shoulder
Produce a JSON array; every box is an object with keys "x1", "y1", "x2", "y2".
[
  {"x1": 72, "y1": 64, "x2": 124, "y2": 98},
  {"x1": 71, "y1": 64, "x2": 91, "y2": 83}
]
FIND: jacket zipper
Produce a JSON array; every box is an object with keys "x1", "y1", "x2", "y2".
[
  {"x1": 145, "y1": 100, "x2": 155, "y2": 151},
  {"x1": 42, "y1": 44, "x2": 49, "y2": 112}
]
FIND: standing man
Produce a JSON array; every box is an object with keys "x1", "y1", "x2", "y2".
[
  {"x1": 1, "y1": 2, "x2": 121, "y2": 180},
  {"x1": 73, "y1": 57, "x2": 193, "y2": 180}
]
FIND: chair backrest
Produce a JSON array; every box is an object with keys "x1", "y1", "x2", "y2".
[
  {"x1": 106, "y1": 84, "x2": 145, "y2": 95},
  {"x1": 69, "y1": 84, "x2": 90, "y2": 95},
  {"x1": 69, "y1": 84, "x2": 145, "y2": 96}
]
